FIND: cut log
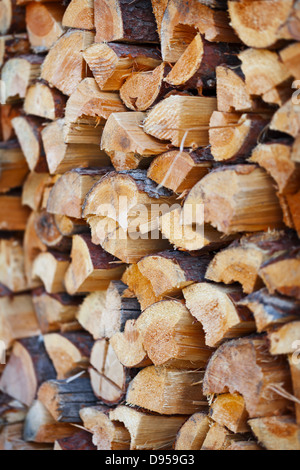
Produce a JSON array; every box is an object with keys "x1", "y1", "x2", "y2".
[
  {"x1": 280, "y1": 42, "x2": 300, "y2": 79},
  {"x1": 77, "y1": 281, "x2": 141, "y2": 340},
  {"x1": 270, "y1": 98, "x2": 300, "y2": 138},
  {"x1": 286, "y1": 190, "x2": 300, "y2": 236},
  {"x1": 90, "y1": 339, "x2": 137, "y2": 405},
  {"x1": 24, "y1": 82, "x2": 66, "y2": 121},
  {"x1": 47, "y1": 168, "x2": 111, "y2": 219},
  {"x1": 41, "y1": 29, "x2": 94, "y2": 96},
  {"x1": 32, "y1": 251, "x2": 70, "y2": 294},
  {"x1": 94, "y1": 0, "x2": 159, "y2": 44},
  {"x1": 184, "y1": 165, "x2": 283, "y2": 234},
  {"x1": 135, "y1": 299, "x2": 212, "y2": 368},
  {"x1": 127, "y1": 366, "x2": 207, "y2": 415},
  {"x1": 205, "y1": 231, "x2": 296, "y2": 294},
  {"x1": 0, "y1": 141, "x2": 28, "y2": 193},
  {"x1": 34, "y1": 210, "x2": 72, "y2": 252},
  {"x1": 110, "y1": 319, "x2": 151, "y2": 368},
  {"x1": 183, "y1": 283, "x2": 255, "y2": 348},
  {"x1": 249, "y1": 416, "x2": 300, "y2": 451},
  {"x1": 22, "y1": 172, "x2": 54, "y2": 212},
  {"x1": 12, "y1": 115, "x2": 48, "y2": 173},
  {"x1": 25, "y1": 2, "x2": 64, "y2": 52},
  {"x1": 289, "y1": 355, "x2": 300, "y2": 425},
  {"x1": 0, "y1": 238, "x2": 28, "y2": 292},
  {"x1": 0, "y1": 423, "x2": 52, "y2": 451},
  {"x1": 64, "y1": 234, "x2": 125, "y2": 295},
  {"x1": 165, "y1": 33, "x2": 240, "y2": 93},
  {"x1": 62, "y1": 0, "x2": 94, "y2": 30},
  {"x1": 120, "y1": 63, "x2": 171, "y2": 112},
  {"x1": 0, "y1": 0, "x2": 26, "y2": 34},
  {"x1": 0, "y1": 193, "x2": 30, "y2": 231},
  {"x1": 0, "y1": 393, "x2": 27, "y2": 426},
  {"x1": 201, "y1": 423, "x2": 237, "y2": 450},
  {"x1": 239, "y1": 48, "x2": 292, "y2": 106},
  {"x1": 227, "y1": 441, "x2": 262, "y2": 451},
  {"x1": 101, "y1": 112, "x2": 169, "y2": 171},
  {"x1": 203, "y1": 336, "x2": 292, "y2": 419},
  {"x1": 209, "y1": 111, "x2": 268, "y2": 162},
  {"x1": 54, "y1": 214, "x2": 88, "y2": 238},
  {"x1": 54, "y1": 430, "x2": 97, "y2": 451},
  {"x1": 228, "y1": 0, "x2": 299, "y2": 48},
  {"x1": 241, "y1": 289, "x2": 300, "y2": 333},
  {"x1": 210, "y1": 393, "x2": 249, "y2": 434},
  {"x1": 0, "y1": 294, "x2": 40, "y2": 348},
  {"x1": 42, "y1": 119, "x2": 110, "y2": 175},
  {"x1": 0, "y1": 33, "x2": 30, "y2": 67},
  {"x1": 122, "y1": 264, "x2": 160, "y2": 311},
  {"x1": 147, "y1": 148, "x2": 213, "y2": 194},
  {"x1": 24, "y1": 400, "x2": 75, "y2": 443},
  {"x1": 0, "y1": 104, "x2": 21, "y2": 142},
  {"x1": 83, "y1": 42, "x2": 162, "y2": 92},
  {"x1": 137, "y1": 251, "x2": 212, "y2": 298},
  {"x1": 151, "y1": 0, "x2": 168, "y2": 38},
  {"x1": 80, "y1": 406, "x2": 131, "y2": 450},
  {"x1": 268, "y1": 321, "x2": 300, "y2": 355},
  {"x1": 38, "y1": 377, "x2": 98, "y2": 423},
  {"x1": 143, "y1": 95, "x2": 217, "y2": 147},
  {"x1": 32, "y1": 290, "x2": 81, "y2": 334},
  {"x1": 44, "y1": 332, "x2": 93, "y2": 379},
  {"x1": 161, "y1": 0, "x2": 239, "y2": 63},
  {"x1": 24, "y1": 212, "x2": 47, "y2": 288},
  {"x1": 1, "y1": 55, "x2": 43, "y2": 103},
  {"x1": 0, "y1": 337, "x2": 56, "y2": 407},
  {"x1": 260, "y1": 248, "x2": 300, "y2": 299},
  {"x1": 109, "y1": 405, "x2": 186, "y2": 450},
  {"x1": 174, "y1": 412, "x2": 210, "y2": 450}
]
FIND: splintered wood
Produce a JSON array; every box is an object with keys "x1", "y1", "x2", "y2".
[{"x1": 1, "y1": 0, "x2": 300, "y2": 452}]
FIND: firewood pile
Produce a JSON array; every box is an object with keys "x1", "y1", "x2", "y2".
[{"x1": 0, "y1": 0, "x2": 300, "y2": 451}]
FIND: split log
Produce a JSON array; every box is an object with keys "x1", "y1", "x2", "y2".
[
  {"x1": 90, "y1": 339, "x2": 137, "y2": 405},
  {"x1": 174, "y1": 412, "x2": 210, "y2": 450},
  {"x1": 250, "y1": 142, "x2": 300, "y2": 195},
  {"x1": 64, "y1": 234, "x2": 125, "y2": 295},
  {"x1": 0, "y1": 423, "x2": 52, "y2": 451},
  {"x1": 41, "y1": 29, "x2": 94, "y2": 96},
  {"x1": 184, "y1": 165, "x2": 283, "y2": 234},
  {"x1": 34, "y1": 210, "x2": 72, "y2": 252},
  {"x1": 109, "y1": 405, "x2": 186, "y2": 450},
  {"x1": 0, "y1": 0, "x2": 26, "y2": 34},
  {"x1": 110, "y1": 319, "x2": 151, "y2": 368},
  {"x1": 151, "y1": 0, "x2": 168, "y2": 38},
  {"x1": 25, "y1": 2, "x2": 64, "y2": 52},
  {"x1": 165, "y1": 33, "x2": 241, "y2": 93},
  {"x1": 47, "y1": 168, "x2": 112, "y2": 219},
  {"x1": 54, "y1": 214, "x2": 88, "y2": 238},
  {"x1": 122, "y1": 264, "x2": 160, "y2": 311},
  {"x1": 147, "y1": 148, "x2": 213, "y2": 194},
  {"x1": 38, "y1": 377, "x2": 98, "y2": 423},
  {"x1": 54, "y1": 430, "x2": 97, "y2": 451},
  {"x1": 280, "y1": 42, "x2": 300, "y2": 79},
  {"x1": 137, "y1": 251, "x2": 212, "y2": 298},
  {"x1": 42, "y1": 119, "x2": 110, "y2": 175},
  {"x1": 135, "y1": 299, "x2": 212, "y2": 368},
  {"x1": 83, "y1": 42, "x2": 162, "y2": 92},
  {"x1": 1, "y1": 55, "x2": 43, "y2": 103},
  {"x1": 209, "y1": 112, "x2": 268, "y2": 162},
  {"x1": 286, "y1": 190, "x2": 300, "y2": 236},
  {"x1": 289, "y1": 355, "x2": 300, "y2": 425},
  {"x1": 268, "y1": 321, "x2": 300, "y2": 355},
  {"x1": 62, "y1": 0, "x2": 94, "y2": 30},
  {"x1": 0, "y1": 393, "x2": 27, "y2": 426},
  {"x1": 22, "y1": 172, "x2": 54, "y2": 212},
  {"x1": 241, "y1": 288, "x2": 300, "y2": 333},
  {"x1": 161, "y1": 0, "x2": 239, "y2": 63},
  {"x1": 210, "y1": 394, "x2": 249, "y2": 434},
  {"x1": 0, "y1": 294, "x2": 40, "y2": 348},
  {"x1": 120, "y1": 63, "x2": 171, "y2": 111},
  {"x1": 12, "y1": 115, "x2": 48, "y2": 173},
  {"x1": 24, "y1": 82, "x2": 66, "y2": 121},
  {"x1": 260, "y1": 248, "x2": 300, "y2": 299},
  {"x1": 205, "y1": 231, "x2": 296, "y2": 294},
  {"x1": 24, "y1": 400, "x2": 75, "y2": 443},
  {"x1": 32, "y1": 251, "x2": 70, "y2": 294},
  {"x1": 80, "y1": 406, "x2": 130, "y2": 450},
  {"x1": 77, "y1": 281, "x2": 141, "y2": 340},
  {"x1": 0, "y1": 238, "x2": 28, "y2": 292},
  {"x1": 239, "y1": 48, "x2": 292, "y2": 106},
  {"x1": 0, "y1": 337, "x2": 56, "y2": 407},
  {"x1": 249, "y1": 416, "x2": 300, "y2": 451},
  {"x1": 101, "y1": 112, "x2": 169, "y2": 171},
  {"x1": 127, "y1": 366, "x2": 207, "y2": 415},
  {"x1": 183, "y1": 283, "x2": 255, "y2": 348},
  {"x1": 44, "y1": 332, "x2": 93, "y2": 379},
  {"x1": 0, "y1": 104, "x2": 21, "y2": 142},
  {"x1": 143, "y1": 95, "x2": 217, "y2": 148},
  {"x1": 94, "y1": 0, "x2": 159, "y2": 44},
  {"x1": 23, "y1": 212, "x2": 47, "y2": 288},
  {"x1": 0, "y1": 33, "x2": 30, "y2": 67},
  {"x1": 270, "y1": 98, "x2": 300, "y2": 138},
  {"x1": 201, "y1": 423, "x2": 237, "y2": 451},
  {"x1": 227, "y1": 441, "x2": 262, "y2": 451},
  {"x1": 203, "y1": 336, "x2": 292, "y2": 419},
  {"x1": 228, "y1": 0, "x2": 300, "y2": 48},
  {"x1": 0, "y1": 193, "x2": 30, "y2": 231},
  {"x1": 0, "y1": 141, "x2": 28, "y2": 193}
]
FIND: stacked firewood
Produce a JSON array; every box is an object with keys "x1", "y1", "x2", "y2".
[{"x1": 0, "y1": 0, "x2": 300, "y2": 451}]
